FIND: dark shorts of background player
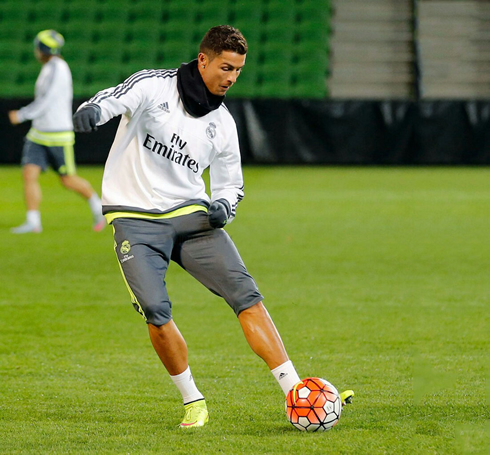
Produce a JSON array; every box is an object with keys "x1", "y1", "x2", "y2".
[
  {"x1": 112, "y1": 211, "x2": 264, "y2": 326},
  {"x1": 21, "y1": 139, "x2": 76, "y2": 176}
]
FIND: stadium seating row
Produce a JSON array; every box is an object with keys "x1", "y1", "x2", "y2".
[{"x1": 0, "y1": 0, "x2": 331, "y2": 98}]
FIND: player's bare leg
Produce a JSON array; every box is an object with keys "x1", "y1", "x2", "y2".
[
  {"x1": 23, "y1": 164, "x2": 42, "y2": 210},
  {"x1": 60, "y1": 174, "x2": 94, "y2": 199},
  {"x1": 148, "y1": 320, "x2": 188, "y2": 376},
  {"x1": 60, "y1": 175, "x2": 105, "y2": 230},
  {"x1": 148, "y1": 321, "x2": 208, "y2": 428},
  {"x1": 239, "y1": 301, "x2": 301, "y2": 394},
  {"x1": 11, "y1": 164, "x2": 43, "y2": 233},
  {"x1": 238, "y1": 301, "x2": 288, "y2": 369}
]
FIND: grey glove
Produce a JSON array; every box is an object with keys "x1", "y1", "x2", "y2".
[
  {"x1": 73, "y1": 105, "x2": 101, "y2": 132},
  {"x1": 208, "y1": 199, "x2": 230, "y2": 228}
]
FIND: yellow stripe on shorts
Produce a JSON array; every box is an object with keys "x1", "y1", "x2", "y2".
[
  {"x1": 112, "y1": 226, "x2": 147, "y2": 322},
  {"x1": 26, "y1": 128, "x2": 75, "y2": 146},
  {"x1": 105, "y1": 204, "x2": 208, "y2": 224},
  {"x1": 63, "y1": 144, "x2": 76, "y2": 175}
]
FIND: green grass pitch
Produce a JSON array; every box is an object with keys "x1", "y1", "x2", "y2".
[{"x1": 0, "y1": 165, "x2": 488, "y2": 454}]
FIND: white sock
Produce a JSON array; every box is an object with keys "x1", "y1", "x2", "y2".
[
  {"x1": 88, "y1": 193, "x2": 102, "y2": 217},
  {"x1": 170, "y1": 366, "x2": 205, "y2": 405},
  {"x1": 26, "y1": 210, "x2": 41, "y2": 227},
  {"x1": 271, "y1": 360, "x2": 302, "y2": 396}
]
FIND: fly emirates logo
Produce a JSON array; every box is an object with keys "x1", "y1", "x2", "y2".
[{"x1": 143, "y1": 132, "x2": 199, "y2": 173}]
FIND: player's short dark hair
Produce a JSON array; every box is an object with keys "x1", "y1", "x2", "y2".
[{"x1": 199, "y1": 25, "x2": 248, "y2": 57}]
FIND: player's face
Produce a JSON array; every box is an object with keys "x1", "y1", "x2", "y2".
[
  {"x1": 199, "y1": 51, "x2": 246, "y2": 96},
  {"x1": 34, "y1": 47, "x2": 43, "y2": 62}
]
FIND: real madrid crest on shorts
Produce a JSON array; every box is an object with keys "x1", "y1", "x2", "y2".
[
  {"x1": 206, "y1": 122, "x2": 216, "y2": 139},
  {"x1": 120, "y1": 240, "x2": 131, "y2": 254}
]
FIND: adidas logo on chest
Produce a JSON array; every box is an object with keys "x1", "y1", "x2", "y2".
[{"x1": 158, "y1": 101, "x2": 170, "y2": 113}]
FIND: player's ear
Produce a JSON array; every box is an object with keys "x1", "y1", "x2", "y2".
[{"x1": 198, "y1": 52, "x2": 208, "y2": 69}]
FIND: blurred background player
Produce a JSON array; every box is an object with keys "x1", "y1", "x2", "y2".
[{"x1": 8, "y1": 29, "x2": 105, "y2": 234}]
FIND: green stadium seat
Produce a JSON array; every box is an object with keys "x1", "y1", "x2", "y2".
[
  {"x1": 259, "y1": 41, "x2": 293, "y2": 66},
  {"x1": 62, "y1": 21, "x2": 94, "y2": 43},
  {"x1": 162, "y1": 22, "x2": 194, "y2": 46},
  {"x1": 0, "y1": 41, "x2": 25, "y2": 61},
  {"x1": 0, "y1": 21, "x2": 25, "y2": 41},
  {"x1": 14, "y1": 60, "x2": 39, "y2": 88},
  {"x1": 293, "y1": 59, "x2": 328, "y2": 80},
  {"x1": 197, "y1": 1, "x2": 231, "y2": 25},
  {"x1": 71, "y1": 64, "x2": 90, "y2": 85},
  {"x1": 193, "y1": 22, "x2": 216, "y2": 41},
  {"x1": 233, "y1": 0, "x2": 264, "y2": 23},
  {"x1": 95, "y1": 3, "x2": 130, "y2": 23},
  {"x1": 257, "y1": 61, "x2": 292, "y2": 98},
  {"x1": 20, "y1": 25, "x2": 43, "y2": 46},
  {"x1": 294, "y1": 38, "x2": 328, "y2": 53},
  {"x1": 229, "y1": 57, "x2": 259, "y2": 98},
  {"x1": 128, "y1": 1, "x2": 164, "y2": 23},
  {"x1": 257, "y1": 80, "x2": 291, "y2": 98},
  {"x1": 124, "y1": 41, "x2": 159, "y2": 67},
  {"x1": 127, "y1": 21, "x2": 161, "y2": 45},
  {"x1": 0, "y1": 64, "x2": 13, "y2": 90},
  {"x1": 292, "y1": 54, "x2": 327, "y2": 91},
  {"x1": 228, "y1": 78, "x2": 258, "y2": 98},
  {"x1": 158, "y1": 41, "x2": 193, "y2": 69},
  {"x1": 265, "y1": 0, "x2": 297, "y2": 23},
  {"x1": 298, "y1": 0, "x2": 331, "y2": 22},
  {"x1": 166, "y1": 2, "x2": 197, "y2": 25},
  {"x1": 262, "y1": 24, "x2": 295, "y2": 46},
  {"x1": 296, "y1": 21, "x2": 330, "y2": 44},
  {"x1": 91, "y1": 22, "x2": 126, "y2": 45},
  {"x1": 294, "y1": 42, "x2": 329, "y2": 66},
  {"x1": 0, "y1": 3, "x2": 29, "y2": 24},
  {"x1": 232, "y1": 22, "x2": 261, "y2": 48},
  {"x1": 63, "y1": 41, "x2": 91, "y2": 66},
  {"x1": 28, "y1": 3, "x2": 64, "y2": 24},
  {"x1": 8, "y1": 82, "x2": 35, "y2": 98},
  {"x1": 65, "y1": 3, "x2": 97, "y2": 23},
  {"x1": 260, "y1": 61, "x2": 292, "y2": 82},
  {"x1": 90, "y1": 42, "x2": 124, "y2": 65},
  {"x1": 73, "y1": 84, "x2": 90, "y2": 98},
  {"x1": 89, "y1": 61, "x2": 123, "y2": 88},
  {"x1": 291, "y1": 75, "x2": 327, "y2": 98}
]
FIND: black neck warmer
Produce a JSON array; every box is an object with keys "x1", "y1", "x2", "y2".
[{"x1": 177, "y1": 59, "x2": 225, "y2": 118}]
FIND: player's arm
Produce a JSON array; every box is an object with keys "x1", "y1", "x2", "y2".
[
  {"x1": 208, "y1": 123, "x2": 245, "y2": 227},
  {"x1": 15, "y1": 64, "x2": 60, "y2": 123},
  {"x1": 73, "y1": 71, "x2": 152, "y2": 133}
]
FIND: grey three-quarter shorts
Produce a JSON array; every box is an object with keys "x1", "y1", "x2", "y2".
[
  {"x1": 112, "y1": 211, "x2": 264, "y2": 326},
  {"x1": 21, "y1": 139, "x2": 76, "y2": 176}
]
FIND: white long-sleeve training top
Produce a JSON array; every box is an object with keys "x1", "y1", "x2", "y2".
[
  {"x1": 17, "y1": 56, "x2": 73, "y2": 133},
  {"x1": 81, "y1": 69, "x2": 245, "y2": 222}
]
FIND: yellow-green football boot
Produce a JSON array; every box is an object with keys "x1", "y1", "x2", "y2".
[
  {"x1": 340, "y1": 389, "x2": 354, "y2": 406},
  {"x1": 180, "y1": 400, "x2": 209, "y2": 429}
]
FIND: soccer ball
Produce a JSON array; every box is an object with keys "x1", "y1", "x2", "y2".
[{"x1": 285, "y1": 377, "x2": 342, "y2": 431}]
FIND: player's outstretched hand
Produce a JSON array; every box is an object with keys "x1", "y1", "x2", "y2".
[
  {"x1": 208, "y1": 199, "x2": 230, "y2": 228},
  {"x1": 73, "y1": 105, "x2": 101, "y2": 132}
]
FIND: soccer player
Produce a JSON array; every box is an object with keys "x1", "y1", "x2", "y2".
[
  {"x1": 73, "y1": 25, "x2": 302, "y2": 428},
  {"x1": 9, "y1": 30, "x2": 105, "y2": 234}
]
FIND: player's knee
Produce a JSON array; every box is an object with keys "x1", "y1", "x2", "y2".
[
  {"x1": 22, "y1": 164, "x2": 41, "y2": 182},
  {"x1": 62, "y1": 174, "x2": 80, "y2": 188},
  {"x1": 135, "y1": 299, "x2": 172, "y2": 326},
  {"x1": 60, "y1": 175, "x2": 72, "y2": 189}
]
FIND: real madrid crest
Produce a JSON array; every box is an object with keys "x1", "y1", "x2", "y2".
[
  {"x1": 206, "y1": 122, "x2": 216, "y2": 139},
  {"x1": 120, "y1": 240, "x2": 131, "y2": 254}
]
